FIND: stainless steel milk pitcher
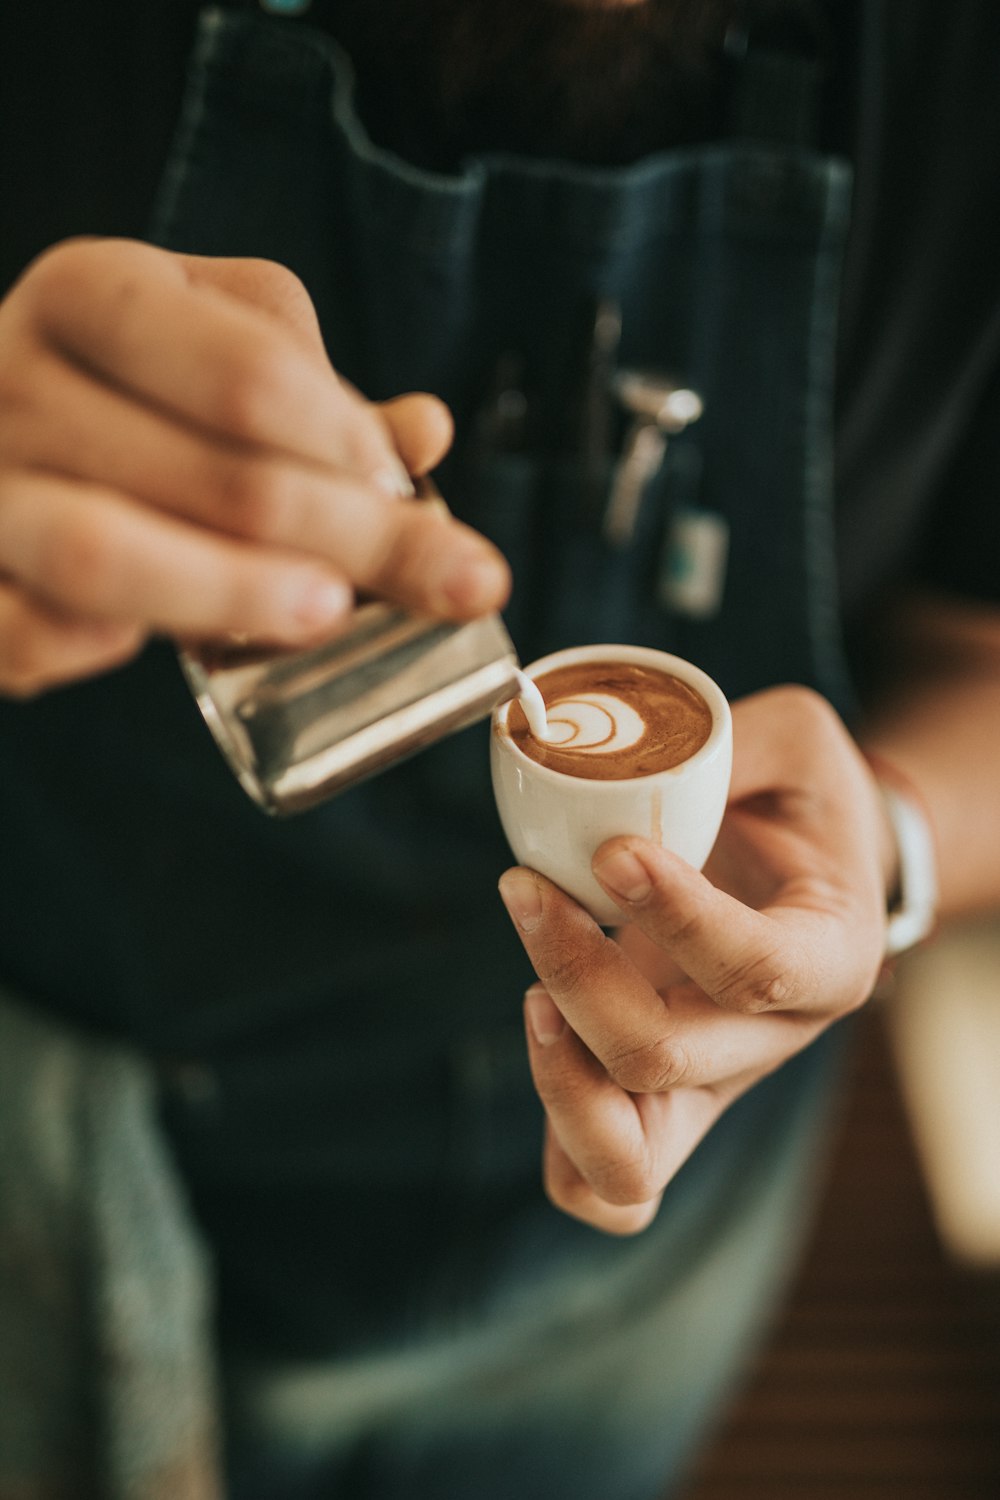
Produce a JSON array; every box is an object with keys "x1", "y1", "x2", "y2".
[{"x1": 179, "y1": 480, "x2": 521, "y2": 814}]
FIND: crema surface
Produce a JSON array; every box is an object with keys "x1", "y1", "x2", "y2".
[{"x1": 506, "y1": 662, "x2": 712, "y2": 779}]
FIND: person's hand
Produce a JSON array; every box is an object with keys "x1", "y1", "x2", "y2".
[
  {"x1": 499, "y1": 686, "x2": 895, "y2": 1234},
  {"x1": 0, "y1": 237, "x2": 510, "y2": 695}
]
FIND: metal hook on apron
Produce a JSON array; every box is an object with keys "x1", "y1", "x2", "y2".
[{"x1": 602, "y1": 370, "x2": 704, "y2": 549}]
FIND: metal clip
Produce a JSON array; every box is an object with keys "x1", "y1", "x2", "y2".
[
  {"x1": 602, "y1": 371, "x2": 703, "y2": 549},
  {"x1": 581, "y1": 298, "x2": 623, "y2": 522}
]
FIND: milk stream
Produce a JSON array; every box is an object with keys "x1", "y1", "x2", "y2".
[
  {"x1": 514, "y1": 672, "x2": 644, "y2": 755},
  {"x1": 514, "y1": 671, "x2": 553, "y2": 740}
]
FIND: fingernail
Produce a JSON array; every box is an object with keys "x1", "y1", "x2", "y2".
[
  {"x1": 525, "y1": 986, "x2": 565, "y2": 1046},
  {"x1": 371, "y1": 459, "x2": 415, "y2": 497},
  {"x1": 289, "y1": 574, "x2": 352, "y2": 631},
  {"x1": 592, "y1": 848, "x2": 651, "y2": 904},
  {"x1": 499, "y1": 869, "x2": 543, "y2": 933}
]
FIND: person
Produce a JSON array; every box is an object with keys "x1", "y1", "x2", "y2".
[{"x1": 0, "y1": 1, "x2": 998, "y2": 1496}]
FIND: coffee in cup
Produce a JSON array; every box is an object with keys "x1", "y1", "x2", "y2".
[
  {"x1": 504, "y1": 659, "x2": 713, "y2": 780},
  {"x1": 491, "y1": 645, "x2": 732, "y2": 924}
]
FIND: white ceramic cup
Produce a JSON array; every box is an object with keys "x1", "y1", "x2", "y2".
[{"x1": 491, "y1": 644, "x2": 733, "y2": 925}]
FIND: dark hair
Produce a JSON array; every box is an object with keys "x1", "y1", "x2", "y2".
[{"x1": 333, "y1": 0, "x2": 828, "y2": 170}]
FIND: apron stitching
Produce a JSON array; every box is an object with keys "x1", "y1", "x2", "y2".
[
  {"x1": 149, "y1": 9, "x2": 229, "y2": 248},
  {"x1": 803, "y1": 165, "x2": 857, "y2": 718}
]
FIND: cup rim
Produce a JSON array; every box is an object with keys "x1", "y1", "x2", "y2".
[{"x1": 493, "y1": 644, "x2": 731, "y2": 788}]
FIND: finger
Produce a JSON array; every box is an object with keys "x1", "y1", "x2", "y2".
[
  {"x1": 726, "y1": 688, "x2": 885, "y2": 883},
  {"x1": 728, "y1": 685, "x2": 851, "y2": 803},
  {"x1": 173, "y1": 256, "x2": 429, "y2": 496},
  {"x1": 541, "y1": 1124, "x2": 662, "y2": 1236},
  {"x1": 500, "y1": 863, "x2": 676, "y2": 1039},
  {"x1": 31, "y1": 240, "x2": 406, "y2": 488},
  {"x1": 525, "y1": 985, "x2": 732, "y2": 1214},
  {"x1": 10, "y1": 356, "x2": 509, "y2": 618},
  {"x1": 179, "y1": 261, "x2": 455, "y2": 499},
  {"x1": 379, "y1": 394, "x2": 454, "y2": 478},
  {"x1": 590, "y1": 837, "x2": 840, "y2": 1016},
  {"x1": 725, "y1": 686, "x2": 887, "y2": 924},
  {"x1": 0, "y1": 471, "x2": 354, "y2": 643},
  {"x1": 179, "y1": 254, "x2": 330, "y2": 359},
  {"x1": 0, "y1": 581, "x2": 145, "y2": 697},
  {"x1": 502, "y1": 869, "x2": 819, "y2": 1088}
]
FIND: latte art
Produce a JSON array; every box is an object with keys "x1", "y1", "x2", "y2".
[
  {"x1": 544, "y1": 693, "x2": 645, "y2": 753},
  {"x1": 506, "y1": 660, "x2": 713, "y2": 781}
]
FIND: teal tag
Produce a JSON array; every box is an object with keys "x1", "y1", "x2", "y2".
[{"x1": 659, "y1": 508, "x2": 730, "y2": 619}]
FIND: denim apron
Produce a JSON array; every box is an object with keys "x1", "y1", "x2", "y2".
[{"x1": 142, "y1": 7, "x2": 854, "y2": 1497}]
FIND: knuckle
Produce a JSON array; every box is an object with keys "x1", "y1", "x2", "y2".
[
  {"x1": 0, "y1": 281, "x2": 45, "y2": 384},
  {"x1": 217, "y1": 456, "x2": 295, "y2": 541},
  {"x1": 38, "y1": 511, "x2": 116, "y2": 609},
  {"x1": 24, "y1": 238, "x2": 124, "y2": 333},
  {"x1": 217, "y1": 344, "x2": 286, "y2": 440},
  {"x1": 0, "y1": 360, "x2": 31, "y2": 431},
  {"x1": 340, "y1": 405, "x2": 392, "y2": 474},
  {"x1": 605, "y1": 1033, "x2": 690, "y2": 1094},
  {"x1": 587, "y1": 1151, "x2": 660, "y2": 1207},
  {"x1": 543, "y1": 1157, "x2": 659, "y2": 1234},
  {"x1": 0, "y1": 614, "x2": 48, "y2": 697},
  {"x1": 537, "y1": 937, "x2": 596, "y2": 1001},
  {"x1": 544, "y1": 1157, "x2": 599, "y2": 1216},
  {"x1": 653, "y1": 901, "x2": 708, "y2": 952},
  {"x1": 213, "y1": 555, "x2": 306, "y2": 638},
  {"x1": 532, "y1": 1066, "x2": 581, "y2": 1118},
  {"x1": 773, "y1": 683, "x2": 843, "y2": 741},
  {"x1": 0, "y1": 671, "x2": 43, "y2": 700},
  {"x1": 206, "y1": 559, "x2": 263, "y2": 629},
  {"x1": 237, "y1": 260, "x2": 324, "y2": 346},
  {"x1": 22, "y1": 238, "x2": 94, "y2": 305},
  {"x1": 714, "y1": 949, "x2": 796, "y2": 1013},
  {"x1": 242, "y1": 257, "x2": 309, "y2": 306},
  {"x1": 543, "y1": 1170, "x2": 581, "y2": 1220},
  {"x1": 361, "y1": 505, "x2": 423, "y2": 592}
]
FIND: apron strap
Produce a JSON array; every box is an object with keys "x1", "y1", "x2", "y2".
[{"x1": 725, "y1": 1, "x2": 830, "y2": 147}]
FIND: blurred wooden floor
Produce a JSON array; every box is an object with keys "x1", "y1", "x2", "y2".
[{"x1": 681, "y1": 1003, "x2": 1000, "y2": 1500}]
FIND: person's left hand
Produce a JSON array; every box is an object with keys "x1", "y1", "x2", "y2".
[{"x1": 498, "y1": 685, "x2": 895, "y2": 1234}]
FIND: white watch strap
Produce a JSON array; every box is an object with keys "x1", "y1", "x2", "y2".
[{"x1": 879, "y1": 781, "x2": 939, "y2": 957}]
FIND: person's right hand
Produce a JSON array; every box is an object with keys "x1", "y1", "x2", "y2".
[{"x1": 0, "y1": 237, "x2": 510, "y2": 696}]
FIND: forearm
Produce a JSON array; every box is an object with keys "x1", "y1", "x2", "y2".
[{"x1": 859, "y1": 591, "x2": 1000, "y2": 922}]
